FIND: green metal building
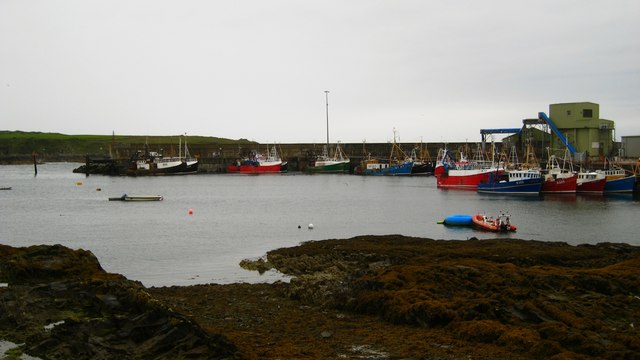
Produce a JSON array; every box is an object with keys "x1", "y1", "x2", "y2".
[{"x1": 548, "y1": 102, "x2": 615, "y2": 159}]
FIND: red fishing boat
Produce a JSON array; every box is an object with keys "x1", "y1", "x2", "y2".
[
  {"x1": 227, "y1": 145, "x2": 286, "y2": 174},
  {"x1": 542, "y1": 173, "x2": 577, "y2": 193},
  {"x1": 434, "y1": 146, "x2": 504, "y2": 190},
  {"x1": 576, "y1": 171, "x2": 606, "y2": 194},
  {"x1": 541, "y1": 151, "x2": 577, "y2": 194}
]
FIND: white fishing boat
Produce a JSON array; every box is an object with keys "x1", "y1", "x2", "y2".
[{"x1": 132, "y1": 134, "x2": 198, "y2": 175}]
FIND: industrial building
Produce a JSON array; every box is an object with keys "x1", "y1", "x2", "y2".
[
  {"x1": 622, "y1": 136, "x2": 640, "y2": 159},
  {"x1": 547, "y1": 102, "x2": 615, "y2": 159},
  {"x1": 498, "y1": 102, "x2": 617, "y2": 163}
]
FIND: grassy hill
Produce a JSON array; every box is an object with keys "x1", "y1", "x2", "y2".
[{"x1": 0, "y1": 131, "x2": 255, "y2": 158}]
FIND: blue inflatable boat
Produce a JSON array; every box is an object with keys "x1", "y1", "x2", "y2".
[{"x1": 439, "y1": 214, "x2": 473, "y2": 226}]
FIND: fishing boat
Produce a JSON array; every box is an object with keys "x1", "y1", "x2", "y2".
[
  {"x1": 305, "y1": 92, "x2": 351, "y2": 174},
  {"x1": 358, "y1": 157, "x2": 413, "y2": 176},
  {"x1": 305, "y1": 143, "x2": 350, "y2": 174},
  {"x1": 478, "y1": 145, "x2": 543, "y2": 195},
  {"x1": 109, "y1": 194, "x2": 163, "y2": 201},
  {"x1": 227, "y1": 144, "x2": 286, "y2": 173},
  {"x1": 0, "y1": 187, "x2": 11, "y2": 191},
  {"x1": 472, "y1": 213, "x2": 517, "y2": 232},
  {"x1": 356, "y1": 133, "x2": 413, "y2": 176},
  {"x1": 131, "y1": 135, "x2": 198, "y2": 175},
  {"x1": 409, "y1": 145, "x2": 435, "y2": 175},
  {"x1": 595, "y1": 161, "x2": 636, "y2": 193},
  {"x1": 477, "y1": 169, "x2": 543, "y2": 195},
  {"x1": 541, "y1": 150, "x2": 577, "y2": 194},
  {"x1": 576, "y1": 171, "x2": 606, "y2": 194},
  {"x1": 542, "y1": 167, "x2": 577, "y2": 194},
  {"x1": 434, "y1": 145, "x2": 504, "y2": 190}
]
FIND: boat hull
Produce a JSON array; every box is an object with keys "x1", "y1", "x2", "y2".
[
  {"x1": 411, "y1": 162, "x2": 435, "y2": 175},
  {"x1": 477, "y1": 178, "x2": 542, "y2": 195},
  {"x1": 472, "y1": 214, "x2": 517, "y2": 232},
  {"x1": 132, "y1": 161, "x2": 198, "y2": 175},
  {"x1": 227, "y1": 163, "x2": 283, "y2": 173},
  {"x1": 361, "y1": 161, "x2": 413, "y2": 176},
  {"x1": 435, "y1": 167, "x2": 504, "y2": 190},
  {"x1": 305, "y1": 161, "x2": 350, "y2": 174},
  {"x1": 541, "y1": 174, "x2": 577, "y2": 194},
  {"x1": 109, "y1": 195, "x2": 163, "y2": 201},
  {"x1": 170, "y1": 161, "x2": 198, "y2": 174},
  {"x1": 604, "y1": 175, "x2": 636, "y2": 193},
  {"x1": 576, "y1": 178, "x2": 606, "y2": 194}
]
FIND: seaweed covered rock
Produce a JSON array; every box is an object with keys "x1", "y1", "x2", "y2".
[
  {"x1": 0, "y1": 244, "x2": 240, "y2": 359},
  {"x1": 264, "y1": 236, "x2": 640, "y2": 359}
]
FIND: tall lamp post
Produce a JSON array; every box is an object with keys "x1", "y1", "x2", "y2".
[{"x1": 324, "y1": 90, "x2": 330, "y2": 147}]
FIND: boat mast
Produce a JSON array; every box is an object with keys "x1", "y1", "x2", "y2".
[{"x1": 184, "y1": 132, "x2": 190, "y2": 159}]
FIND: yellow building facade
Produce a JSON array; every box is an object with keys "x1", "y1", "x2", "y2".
[{"x1": 548, "y1": 102, "x2": 615, "y2": 158}]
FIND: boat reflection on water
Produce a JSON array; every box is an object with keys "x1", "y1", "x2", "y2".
[
  {"x1": 539, "y1": 194, "x2": 577, "y2": 203},
  {"x1": 541, "y1": 192, "x2": 637, "y2": 203},
  {"x1": 600, "y1": 193, "x2": 637, "y2": 201}
]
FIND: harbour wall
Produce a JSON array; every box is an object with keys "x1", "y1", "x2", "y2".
[
  {"x1": 1, "y1": 141, "x2": 444, "y2": 170},
  {"x1": 187, "y1": 142, "x2": 446, "y2": 173},
  {"x1": 5, "y1": 140, "x2": 637, "y2": 174}
]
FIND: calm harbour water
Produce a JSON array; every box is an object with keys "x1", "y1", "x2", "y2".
[{"x1": 1, "y1": 163, "x2": 638, "y2": 287}]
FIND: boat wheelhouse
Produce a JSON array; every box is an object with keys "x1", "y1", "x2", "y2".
[{"x1": 435, "y1": 145, "x2": 504, "y2": 190}]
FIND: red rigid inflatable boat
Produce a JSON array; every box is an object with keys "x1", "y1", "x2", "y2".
[{"x1": 472, "y1": 213, "x2": 517, "y2": 232}]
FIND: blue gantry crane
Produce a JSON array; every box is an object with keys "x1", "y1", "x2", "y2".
[
  {"x1": 537, "y1": 112, "x2": 576, "y2": 155},
  {"x1": 480, "y1": 128, "x2": 522, "y2": 143},
  {"x1": 480, "y1": 112, "x2": 577, "y2": 156}
]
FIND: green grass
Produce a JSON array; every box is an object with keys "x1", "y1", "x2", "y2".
[{"x1": 0, "y1": 131, "x2": 255, "y2": 156}]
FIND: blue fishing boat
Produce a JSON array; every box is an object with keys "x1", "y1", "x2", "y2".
[
  {"x1": 477, "y1": 169, "x2": 543, "y2": 195},
  {"x1": 359, "y1": 159, "x2": 413, "y2": 176},
  {"x1": 356, "y1": 130, "x2": 413, "y2": 176},
  {"x1": 595, "y1": 165, "x2": 636, "y2": 193},
  {"x1": 602, "y1": 175, "x2": 636, "y2": 193}
]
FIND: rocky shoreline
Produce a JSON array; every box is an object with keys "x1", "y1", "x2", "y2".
[{"x1": 2, "y1": 236, "x2": 640, "y2": 359}]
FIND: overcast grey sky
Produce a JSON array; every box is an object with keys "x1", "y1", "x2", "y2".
[{"x1": 1, "y1": 0, "x2": 638, "y2": 143}]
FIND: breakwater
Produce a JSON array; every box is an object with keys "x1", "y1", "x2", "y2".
[
  {"x1": 195, "y1": 142, "x2": 447, "y2": 173},
  {"x1": 5, "y1": 139, "x2": 636, "y2": 174},
  {"x1": 75, "y1": 142, "x2": 453, "y2": 174},
  {"x1": 2, "y1": 141, "x2": 445, "y2": 168}
]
